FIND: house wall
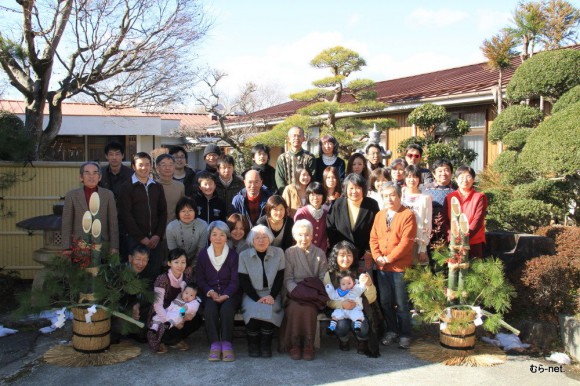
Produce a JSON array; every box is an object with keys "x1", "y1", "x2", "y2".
[
  {"x1": 383, "y1": 112, "x2": 415, "y2": 158},
  {"x1": 0, "y1": 162, "x2": 81, "y2": 279},
  {"x1": 381, "y1": 106, "x2": 502, "y2": 170},
  {"x1": 137, "y1": 136, "x2": 154, "y2": 153},
  {"x1": 486, "y1": 107, "x2": 500, "y2": 168}
]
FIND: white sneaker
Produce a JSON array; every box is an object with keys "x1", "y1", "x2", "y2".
[{"x1": 399, "y1": 337, "x2": 411, "y2": 349}]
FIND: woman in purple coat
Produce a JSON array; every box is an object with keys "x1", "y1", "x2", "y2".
[{"x1": 196, "y1": 221, "x2": 240, "y2": 362}]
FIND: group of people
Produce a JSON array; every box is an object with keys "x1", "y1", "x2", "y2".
[{"x1": 61, "y1": 125, "x2": 488, "y2": 361}]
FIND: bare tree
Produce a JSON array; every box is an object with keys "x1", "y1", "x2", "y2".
[
  {"x1": 173, "y1": 70, "x2": 268, "y2": 170},
  {"x1": 0, "y1": 0, "x2": 210, "y2": 159},
  {"x1": 236, "y1": 81, "x2": 287, "y2": 114}
]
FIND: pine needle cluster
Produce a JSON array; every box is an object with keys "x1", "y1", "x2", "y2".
[
  {"x1": 14, "y1": 251, "x2": 154, "y2": 328},
  {"x1": 405, "y1": 249, "x2": 517, "y2": 334}
]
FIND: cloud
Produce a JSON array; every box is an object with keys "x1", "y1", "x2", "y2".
[
  {"x1": 201, "y1": 31, "x2": 370, "y2": 100},
  {"x1": 406, "y1": 7, "x2": 468, "y2": 28}
]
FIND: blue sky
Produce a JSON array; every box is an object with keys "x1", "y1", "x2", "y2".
[
  {"x1": 195, "y1": 0, "x2": 529, "y2": 102},
  {"x1": 0, "y1": 0, "x2": 549, "y2": 107}
]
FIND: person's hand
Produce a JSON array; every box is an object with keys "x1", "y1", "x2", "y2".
[
  {"x1": 140, "y1": 237, "x2": 150, "y2": 246},
  {"x1": 376, "y1": 256, "x2": 387, "y2": 269},
  {"x1": 341, "y1": 300, "x2": 356, "y2": 310},
  {"x1": 359, "y1": 273, "x2": 372, "y2": 287},
  {"x1": 258, "y1": 295, "x2": 274, "y2": 305},
  {"x1": 132, "y1": 303, "x2": 140, "y2": 320},
  {"x1": 149, "y1": 235, "x2": 160, "y2": 249},
  {"x1": 418, "y1": 252, "x2": 429, "y2": 263},
  {"x1": 215, "y1": 295, "x2": 229, "y2": 304},
  {"x1": 174, "y1": 321, "x2": 184, "y2": 330},
  {"x1": 183, "y1": 313, "x2": 194, "y2": 322},
  {"x1": 208, "y1": 290, "x2": 220, "y2": 301}
]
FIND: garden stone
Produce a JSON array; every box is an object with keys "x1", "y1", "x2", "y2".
[
  {"x1": 516, "y1": 319, "x2": 559, "y2": 350},
  {"x1": 559, "y1": 314, "x2": 580, "y2": 361},
  {"x1": 485, "y1": 231, "x2": 555, "y2": 271}
]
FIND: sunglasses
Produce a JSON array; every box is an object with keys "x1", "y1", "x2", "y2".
[{"x1": 406, "y1": 153, "x2": 421, "y2": 159}]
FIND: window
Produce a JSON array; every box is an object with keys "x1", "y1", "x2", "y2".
[
  {"x1": 457, "y1": 112, "x2": 486, "y2": 172},
  {"x1": 47, "y1": 136, "x2": 85, "y2": 161}
]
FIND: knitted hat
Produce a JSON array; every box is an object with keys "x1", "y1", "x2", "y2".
[{"x1": 203, "y1": 144, "x2": 221, "y2": 158}]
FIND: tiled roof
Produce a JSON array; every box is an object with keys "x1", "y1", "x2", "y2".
[
  {"x1": 0, "y1": 100, "x2": 146, "y2": 116},
  {"x1": 0, "y1": 100, "x2": 213, "y2": 127},
  {"x1": 242, "y1": 59, "x2": 517, "y2": 121},
  {"x1": 146, "y1": 112, "x2": 213, "y2": 126},
  {"x1": 242, "y1": 45, "x2": 579, "y2": 121}
]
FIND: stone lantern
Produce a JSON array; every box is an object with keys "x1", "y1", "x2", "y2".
[
  {"x1": 16, "y1": 203, "x2": 63, "y2": 290},
  {"x1": 363, "y1": 124, "x2": 392, "y2": 159}
]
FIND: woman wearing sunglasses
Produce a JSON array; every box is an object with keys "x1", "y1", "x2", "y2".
[{"x1": 404, "y1": 144, "x2": 433, "y2": 185}]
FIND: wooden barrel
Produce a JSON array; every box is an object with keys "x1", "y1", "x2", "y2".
[
  {"x1": 72, "y1": 307, "x2": 111, "y2": 353},
  {"x1": 439, "y1": 309, "x2": 476, "y2": 350}
]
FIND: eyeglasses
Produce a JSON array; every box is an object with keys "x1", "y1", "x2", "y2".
[{"x1": 406, "y1": 153, "x2": 420, "y2": 159}]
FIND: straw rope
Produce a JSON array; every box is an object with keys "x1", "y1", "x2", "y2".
[
  {"x1": 43, "y1": 341, "x2": 141, "y2": 367},
  {"x1": 410, "y1": 338, "x2": 507, "y2": 366}
]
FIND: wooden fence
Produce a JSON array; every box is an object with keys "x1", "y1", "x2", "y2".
[{"x1": 0, "y1": 162, "x2": 82, "y2": 279}]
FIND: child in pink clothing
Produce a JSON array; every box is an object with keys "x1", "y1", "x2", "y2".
[{"x1": 150, "y1": 285, "x2": 201, "y2": 331}]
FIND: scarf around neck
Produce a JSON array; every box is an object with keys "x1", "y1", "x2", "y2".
[{"x1": 208, "y1": 244, "x2": 230, "y2": 271}]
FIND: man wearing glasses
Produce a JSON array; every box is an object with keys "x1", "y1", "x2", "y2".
[{"x1": 404, "y1": 144, "x2": 433, "y2": 185}]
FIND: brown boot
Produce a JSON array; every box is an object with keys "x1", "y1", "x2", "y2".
[
  {"x1": 302, "y1": 346, "x2": 315, "y2": 361},
  {"x1": 289, "y1": 346, "x2": 301, "y2": 360}
]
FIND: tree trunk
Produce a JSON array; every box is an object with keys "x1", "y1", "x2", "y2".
[
  {"x1": 497, "y1": 70, "x2": 503, "y2": 115},
  {"x1": 326, "y1": 112, "x2": 336, "y2": 130},
  {"x1": 521, "y1": 35, "x2": 529, "y2": 62},
  {"x1": 497, "y1": 70, "x2": 504, "y2": 154},
  {"x1": 41, "y1": 97, "x2": 64, "y2": 157}
]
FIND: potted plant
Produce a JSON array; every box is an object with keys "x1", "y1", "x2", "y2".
[{"x1": 405, "y1": 196, "x2": 518, "y2": 349}]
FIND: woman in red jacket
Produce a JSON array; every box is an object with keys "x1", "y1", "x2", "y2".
[{"x1": 444, "y1": 166, "x2": 488, "y2": 259}]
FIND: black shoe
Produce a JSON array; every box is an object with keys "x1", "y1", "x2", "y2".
[
  {"x1": 248, "y1": 334, "x2": 261, "y2": 357},
  {"x1": 260, "y1": 331, "x2": 273, "y2": 358}
]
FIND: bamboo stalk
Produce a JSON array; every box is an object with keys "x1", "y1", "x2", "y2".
[{"x1": 481, "y1": 309, "x2": 520, "y2": 335}]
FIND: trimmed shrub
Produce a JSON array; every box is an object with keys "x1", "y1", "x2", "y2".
[
  {"x1": 406, "y1": 103, "x2": 448, "y2": 131},
  {"x1": 484, "y1": 189, "x2": 554, "y2": 233},
  {"x1": 535, "y1": 225, "x2": 580, "y2": 259},
  {"x1": 513, "y1": 179, "x2": 561, "y2": 202},
  {"x1": 489, "y1": 105, "x2": 543, "y2": 143},
  {"x1": 506, "y1": 49, "x2": 580, "y2": 101},
  {"x1": 520, "y1": 101, "x2": 580, "y2": 177},
  {"x1": 520, "y1": 254, "x2": 580, "y2": 316},
  {"x1": 492, "y1": 150, "x2": 532, "y2": 185},
  {"x1": 552, "y1": 85, "x2": 580, "y2": 114},
  {"x1": 511, "y1": 227, "x2": 580, "y2": 319},
  {"x1": 502, "y1": 127, "x2": 534, "y2": 150},
  {"x1": 0, "y1": 110, "x2": 33, "y2": 161}
]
